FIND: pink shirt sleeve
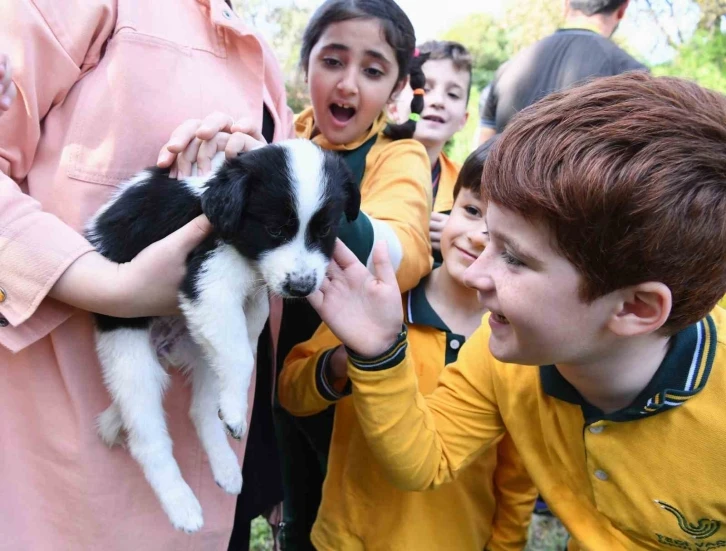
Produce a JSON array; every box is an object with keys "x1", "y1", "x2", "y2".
[{"x1": 0, "y1": 0, "x2": 116, "y2": 352}]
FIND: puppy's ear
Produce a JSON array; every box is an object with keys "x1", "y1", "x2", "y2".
[
  {"x1": 341, "y1": 165, "x2": 361, "y2": 222},
  {"x1": 201, "y1": 161, "x2": 250, "y2": 238}
]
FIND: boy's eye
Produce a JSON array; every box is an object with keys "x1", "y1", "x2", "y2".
[
  {"x1": 448, "y1": 92, "x2": 461, "y2": 100},
  {"x1": 502, "y1": 250, "x2": 525, "y2": 268},
  {"x1": 464, "y1": 205, "x2": 482, "y2": 217}
]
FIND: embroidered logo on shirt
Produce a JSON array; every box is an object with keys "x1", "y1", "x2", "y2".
[{"x1": 656, "y1": 500, "x2": 721, "y2": 539}]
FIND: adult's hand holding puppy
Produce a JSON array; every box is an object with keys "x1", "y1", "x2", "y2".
[{"x1": 157, "y1": 112, "x2": 267, "y2": 178}]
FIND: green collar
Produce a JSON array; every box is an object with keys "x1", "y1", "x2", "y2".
[
  {"x1": 405, "y1": 279, "x2": 467, "y2": 365},
  {"x1": 405, "y1": 278, "x2": 449, "y2": 332},
  {"x1": 540, "y1": 315, "x2": 718, "y2": 423}
]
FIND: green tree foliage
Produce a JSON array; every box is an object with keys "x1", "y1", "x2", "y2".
[
  {"x1": 653, "y1": 29, "x2": 726, "y2": 92},
  {"x1": 502, "y1": 0, "x2": 563, "y2": 51},
  {"x1": 441, "y1": 14, "x2": 511, "y2": 91},
  {"x1": 268, "y1": 5, "x2": 313, "y2": 113},
  {"x1": 640, "y1": 0, "x2": 726, "y2": 92}
]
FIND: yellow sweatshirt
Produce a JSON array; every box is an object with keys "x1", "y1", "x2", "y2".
[
  {"x1": 295, "y1": 108, "x2": 432, "y2": 292},
  {"x1": 279, "y1": 280, "x2": 537, "y2": 551},
  {"x1": 346, "y1": 308, "x2": 726, "y2": 550},
  {"x1": 432, "y1": 151, "x2": 461, "y2": 214}
]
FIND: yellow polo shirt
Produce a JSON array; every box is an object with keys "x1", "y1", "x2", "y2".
[
  {"x1": 432, "y1": 151, "x2": 461, "y2": 214},
  {"x1": 279, "y1": 280, "x2": 536, "y2": 551},
  {"x1": 347, "y1": 307, "x2": 726, "y2": 550}
]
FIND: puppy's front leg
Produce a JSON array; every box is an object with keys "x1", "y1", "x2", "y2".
[{"x1": 181, "y1": 244, "x2": 258, "y2": 440}]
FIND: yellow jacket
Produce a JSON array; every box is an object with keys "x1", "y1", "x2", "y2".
[
  {"x1": 279, "y1": 281, "x2": 536, "y2": 551},
  {"x1": 347, "y1": 308, "x2": 726, "y2": 550},
  {"x1": 432, "y1": 152, "x2": 461, "y2": 213},
  {"x1": 295, "y1": 108, "x2": 432, "y2": 292}
]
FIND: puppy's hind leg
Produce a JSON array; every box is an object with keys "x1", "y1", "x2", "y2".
[
  {"x1": 188, "y1": 346, "x2": 243, "y2": 495},
  {"x1": 96, "y1": 327, "x2": 203, "y2": 533}
]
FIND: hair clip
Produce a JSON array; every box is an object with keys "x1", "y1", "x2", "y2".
[
  {"x1": 409, "y1": 113, "x2": 421, "y2": 122},
  {"x1": 413, "y1": 88, "x2": 425, "y2": 96},
  {"x1": 413, "y1": 48, "x2": 420, "y2": 57}
]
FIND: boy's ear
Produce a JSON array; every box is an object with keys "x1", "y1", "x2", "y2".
[
  {"x1": 457, "y1": 110, "x2": 470, "y2": 132},
  {"x1": 607, "y1": 282, "x2": 672, "y2": 337},
  {"x1": 201, "y1": 161, "x2": 249, "y2": 238}
]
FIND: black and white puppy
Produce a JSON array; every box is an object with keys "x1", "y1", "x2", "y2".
[{"x1": 85, "y1": 139, "x2": 359, "y2": 532}]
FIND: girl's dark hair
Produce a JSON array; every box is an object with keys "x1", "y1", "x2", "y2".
[
  {"x1": 300, "y1": 0, "x2": 421, "y2": 141},
  {"x1": 300, "y1": 0, "x2": 416, "y2": 83},
  {"x1": 453, "y1": 136, "x2": 499, "y2": 199},
  {"x1": 383, "y1": 52, "x2": 430, "y2": 140}
]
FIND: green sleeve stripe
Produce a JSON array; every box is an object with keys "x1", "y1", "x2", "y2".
[{"x1": 336, "y1": 211, "x2": 374, "y2": 265}]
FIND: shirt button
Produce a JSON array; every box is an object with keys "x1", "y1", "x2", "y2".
[
  {"x1": 594, "y1": 469, "x2": 609, "y2": 481},
  {"x1": 0, "y1": 287, "x2": 6, "y2": 302},
  {"x1": 589, "y1": 425, "x2": 605, "y2": 434},
  {"x1": 450, "y1": 339, "x2": 461, "y2": 350},
  {"x1": 0, "y1": 317, "x2": 8, "y2": 328}
]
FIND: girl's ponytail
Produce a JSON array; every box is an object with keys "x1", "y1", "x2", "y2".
[{"x1": 384, "y1": 51, "x2": 430, "y2": 141}]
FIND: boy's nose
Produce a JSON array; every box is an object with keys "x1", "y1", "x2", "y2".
[
  {"x1": 428, "y1": 90, "x2": 444, "y2": 108},
  {"x1": 468, "y1": 229, "x2": 488, "y2": 250},
  {"x1": 463, "y1": 247, "x2": 495, "y2": 292}
]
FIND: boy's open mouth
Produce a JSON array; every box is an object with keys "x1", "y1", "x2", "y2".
[
  {"x1": 330, "y1": 103, "x2": 356, "y2": 123},
  {"x1": 423, "y1": 114, "x2": 445, "y2": 124},
  {"x1": 492, "y1": 312, "x2": 509, "y2": 324}
]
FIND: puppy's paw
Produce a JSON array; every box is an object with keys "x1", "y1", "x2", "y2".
[
  {"x1": 218, "y1": 408, "x2": 248, "y2": 441},
  {"x1": 96, "y1": 405, "x2": 124, "y2": 447},
  {"x1": 162, "y1": 484, "x2": 204, "y2": 533},
  {"x1": 212, "y1": 461, "x2": 243, "y2": 495}
]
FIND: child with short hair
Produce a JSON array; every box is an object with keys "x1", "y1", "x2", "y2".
[
  {"x1": 279, "y1": 141, "x2": 536, "y2": 550},
  {"x1": 389, "y1": 40, "x2": 472, "y2": 262},
  {"x1": 307, "y1": 72, "x2": 726, "y2": 549}
]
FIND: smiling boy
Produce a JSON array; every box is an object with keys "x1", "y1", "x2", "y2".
[
  {"x1": 308, "y1": 73, "x2": 726, "y2": 549},
  {"x1": 389, "y1": 41, "x2": 471, "y2": 260}
]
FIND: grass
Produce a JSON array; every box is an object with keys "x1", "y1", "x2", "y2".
[{"x1": 249, "y1": 513, "x2": 568, "y2": 550}]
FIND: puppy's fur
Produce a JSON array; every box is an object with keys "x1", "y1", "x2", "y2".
[{"x1": 86, "y1": 140, "x2": 359, "y2": 532}]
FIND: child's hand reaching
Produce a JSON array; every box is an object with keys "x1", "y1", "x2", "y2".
[
  {"x1": 308, "y1": 240, "x2": 404, "y2": 358},
  {"x1": 429, "y1": 212, "x2": 449, "y2": 252},
  {"x1": 0, "y1": 54, "x2": 17, "y2": 113}
]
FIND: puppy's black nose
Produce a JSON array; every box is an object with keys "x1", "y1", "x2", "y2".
[{"x1": 283, "y1": 276, "x2": 316, "y2": 298}]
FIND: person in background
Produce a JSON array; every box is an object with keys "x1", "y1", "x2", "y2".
[
  {"x1": 389, "y1": 40, "x2": 472, "y2": 264},
  {"x1": 479, "y1": 0, "x2": 646, "y2": 143}
]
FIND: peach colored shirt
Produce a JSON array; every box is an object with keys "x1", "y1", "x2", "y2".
[{"x1": 0, "y1": 1, "x2": 293, "y2": 549}]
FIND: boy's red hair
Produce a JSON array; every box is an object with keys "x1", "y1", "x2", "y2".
[{"x1": 482, "y1": 72, "x2": 726, "y2": 333}]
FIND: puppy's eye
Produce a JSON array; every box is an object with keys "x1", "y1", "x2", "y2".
[
  {"x1": 266, "y1": 225, "x2": 283, "y2": 238},
  {"x1": 318, "y1": 225, "x2": 332, "y2": 238}
]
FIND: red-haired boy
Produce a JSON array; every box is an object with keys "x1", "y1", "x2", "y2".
[{"x1": 308, "y1": 73, "x2": 726, "y2": 549}]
